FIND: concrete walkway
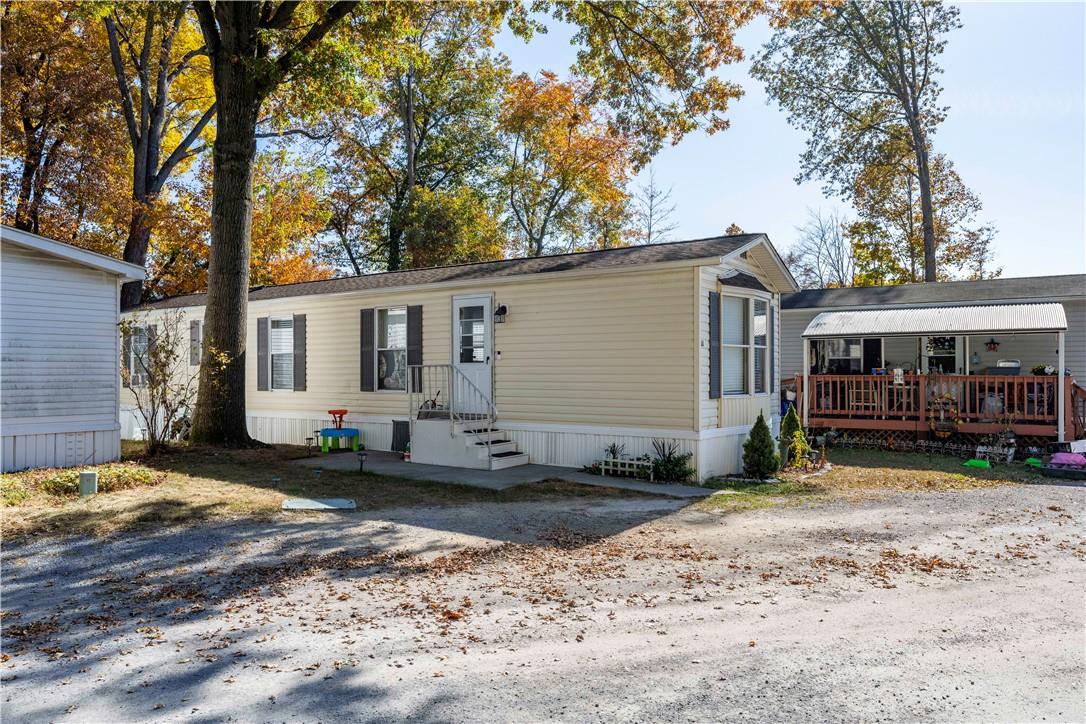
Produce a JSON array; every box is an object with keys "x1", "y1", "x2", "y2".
[{"x1": 293, "y1": 450, "x2": 711, "y2": 498}]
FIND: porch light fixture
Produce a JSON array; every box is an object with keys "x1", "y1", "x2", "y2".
[
  {"x1": 494, "y1": 304, "x2": 508, "y2": 323},
  {"x1": 984, "y1": 338, "x2": 1000, "y2": 352}
]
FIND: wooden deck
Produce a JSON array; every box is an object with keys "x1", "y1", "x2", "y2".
[{"x1": 795, "y1": 374, "x2": 1086, "y2": 440}]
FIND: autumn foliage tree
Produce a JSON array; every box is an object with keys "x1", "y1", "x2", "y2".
[
  {"x1": 104, "y1": 1, "x2": 216, "y2": 308},
  {"x1": 0, "y1": 2, "x2": 119, "y2": 239},
  {"x1": 754, "y1": 1, "x2": 962, "y2": 282},
  {"x1": 500, "y1": 72, "x2": 632, "y2": 256},
  {"x1": 849, "y1": 133, "x2": 998, "y2": 284},
  {"x1": 326, "y1": 2, "x2": 509, "y2": 273},
  {"x1": 147, "y1": 152, "x2": 334, "y2": 299}
]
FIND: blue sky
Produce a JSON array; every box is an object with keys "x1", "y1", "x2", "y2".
[{"x1": 496, "y1": 2, "x2": 1086, "y2": 279}]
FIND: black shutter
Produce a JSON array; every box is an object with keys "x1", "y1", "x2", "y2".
[
  {"x1": 189, "y1": 320, "x2": 201, "y2": 365},
  {"x1": 360, "y1": 308, "x2": 375, "y2": 391},
  {"x1": 121, "y1": 329, "x2": 132, "y2": 387},
  {"x1": 406, "y1": 305, "x2": 423, "y2": 392},
  {"x1": 709, "y1": 292, "x2": 721, "y2": 400},
  {"x1": 257, "y1": 317, "x2": 269, "y2": 391},
  {"x1": 293, "y1": 314, "x2": 306, "y2": 391}
]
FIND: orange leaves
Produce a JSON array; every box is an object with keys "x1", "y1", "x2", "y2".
[
  {"x1": 500, "y1": 72, "x2": 633, "y2": 255},
  {"x1": 147, "y1": 152, "x2": 333, "y2": 297}
]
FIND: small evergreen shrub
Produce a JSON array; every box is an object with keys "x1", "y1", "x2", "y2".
[
  {"x1": 650, "y1": 439, "x2": 696, "y2": 483},
  {"x1": 742, "y1": 412, "x2": 780, "y2": 480},
  {"x1": 779, "y1": 403, "x2": 801, "y2": 467}
]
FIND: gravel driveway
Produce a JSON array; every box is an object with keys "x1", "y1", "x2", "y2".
[{"x1": 3, "y1": 483, "x2": 1083, "y2": 722}]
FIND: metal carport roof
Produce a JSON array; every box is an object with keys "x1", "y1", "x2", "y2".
[{"x1": 801, "y1": 302, "x2": 1068, "y2": 338}]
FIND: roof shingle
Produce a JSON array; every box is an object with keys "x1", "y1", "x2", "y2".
[
  {"x1": 783, "y1": 274, "x2": 1085, "y2": 310},
  {"x1": 131, "y1": 234, "x2": 763, "y2": 311}
]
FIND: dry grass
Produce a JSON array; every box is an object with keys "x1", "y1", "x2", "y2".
[
  {"x1": 695, "y1": 447, "x2": 1045, "y2": 513},
  {"x1": 806, "y1": 448, "x2": 1046, "y2": 493},
  {"x1": 1, "y1": 444, "x2": 649, "y2": 541}
]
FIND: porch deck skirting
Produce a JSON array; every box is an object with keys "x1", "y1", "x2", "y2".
[{"x1": 122, "y1": 408, "x2": 758, "y2": 480}]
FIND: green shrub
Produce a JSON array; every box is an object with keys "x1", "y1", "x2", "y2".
[
  {"x1": 742, "y1": 412, "x2": 780, "y2": 480},
  {"x1": 1, "y1": 476, "x2": 30, "y2": 506},
  {"x1": 650, "y1": 439, "x2": 696, "y2": 483},
  {"x1": 779, "y1": 403, "x2": 801, "y2": 467},
  {"x1": 789, "y1": 429, "x2": 813, "y2": 470}
]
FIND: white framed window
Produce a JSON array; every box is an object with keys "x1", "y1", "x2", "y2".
[
  {"x1": 377, "y1": 307, "x2": 407, "y2": 391},
  {"x1": 127, "y1": 326, "x2": 150, "y2": 387},
  {"x1": 722, "y1": 295, "x2": 749, "y2": 395},
  {"x1": 270, "y1": 317, "x2": 294, "y2": 390},
  {"x1": 753, "y1": 299, "x2": 768, "y2": 394}
]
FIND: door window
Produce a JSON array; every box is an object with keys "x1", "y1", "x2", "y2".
[{"x1": 458, "y1": 305, "x2": 486, "y2": 363}]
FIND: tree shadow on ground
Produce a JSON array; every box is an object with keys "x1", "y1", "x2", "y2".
[{"x1": 1, "y1": 486, "x2": 688, "y2": 721}]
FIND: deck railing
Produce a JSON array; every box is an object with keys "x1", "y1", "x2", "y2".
[
  {"x1": 407, "y1": 364, "x2": 498, "y2": 461},
  {"x1": 795, "y1": 373, "x2": 1072, "y2": 437}
]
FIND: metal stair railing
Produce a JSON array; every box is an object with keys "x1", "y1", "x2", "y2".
[{"x1": 408, "y1": 364, "x2": 498, "y2": 463}]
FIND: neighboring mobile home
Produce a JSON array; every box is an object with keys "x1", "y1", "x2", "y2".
[
  {"x1": 1, "y1": 225, "x2": 145, "y2": 472},
  {"x1": 779, "y1": 275, "x2": 1086, "y2": 442},
  {"x1": 124, "y1": 234, "x2": 797, "y2": 480}
]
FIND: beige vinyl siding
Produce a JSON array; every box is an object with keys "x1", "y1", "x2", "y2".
[
  {"x1": 130, "y1": 264, "x2": 699, "y2": 434},
  {"x1": 244, "y1": 287, "x2": 452, "y2": 420},
  {"x1": 493, "y1": 266, "x2": 694, "y2": 428}
]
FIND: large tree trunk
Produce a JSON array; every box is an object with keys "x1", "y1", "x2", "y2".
[
  {"x1": 190, "y1": 59, "x2": 260, "y2": 446},
  {"x1": 120, "y1": 198, "x2": 154, "y2": 309},
  {"x1": 14, "y1": 129, "x2": 43, "y2": 232},
  {"x1": 908, "y1": 121, "x2": 937, "y2": 282}
]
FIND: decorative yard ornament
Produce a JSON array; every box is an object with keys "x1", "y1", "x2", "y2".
[{"x1": 928, "y1": 390, "x2": 962, "y2": 438}]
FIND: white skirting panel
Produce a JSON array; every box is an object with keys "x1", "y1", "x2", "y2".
[
  {"x1": 1, "y1": 429, "x2": 120, "y2": 472},
  {"x1": 246, "y1": 414, "x2": 395, "y2": 452},
  {"x1": 500, "y1": 427, "x2": 695, "y2": 470},
  {"x1": 697, "y1": 429, "x2": 751, "y2": 479},
  {"x1": 122, "y1": 406, "x2": 757, "y2": 481}
]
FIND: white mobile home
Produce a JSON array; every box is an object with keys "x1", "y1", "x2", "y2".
[
  {"x1": 1, "y1": 225, "x2": 145, "y2": 472},
  {"x1": 125, "y1": 234, "x2": 797, "y2": 480}
]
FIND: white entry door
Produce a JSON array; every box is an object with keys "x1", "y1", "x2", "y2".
[{"x1": 452, "y1": 294, "x2": 493, "y2": 414}]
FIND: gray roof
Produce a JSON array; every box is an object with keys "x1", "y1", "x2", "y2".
[
  {"x1": 783, "y1": 274, "x2": 1085, "y2": 310},
  {"x1": 131, "y1": 234, "x2": 764, "y2": 311}
]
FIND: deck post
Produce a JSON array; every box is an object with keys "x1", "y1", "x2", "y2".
[
  {"x1": 1057, "y1": 331, "x2": 1065, "y2": 442},
  {"x1": 802, "y1": 337, "x2": 810, "y2": 427}
]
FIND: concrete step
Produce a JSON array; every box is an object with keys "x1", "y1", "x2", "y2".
[
  {"x1": 489, "y1": 450, "x2": 530, "y2": 470},
  {"x1": 473, "y1": 440, "x2": 517, "y2": 458},
  {"x1": 458, "y1": 427, "x2": 504, "y2": 442}
]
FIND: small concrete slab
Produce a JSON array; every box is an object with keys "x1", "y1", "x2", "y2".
[{"x1": 281, "y1": 497, "x2": 357, "y2": 511}]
